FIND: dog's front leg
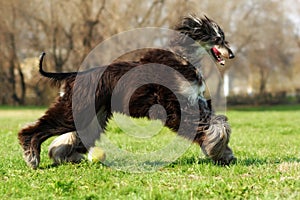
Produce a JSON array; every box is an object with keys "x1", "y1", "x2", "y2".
[{"x1": 200, "y1": 115, "x2": 236, "y2": 165}]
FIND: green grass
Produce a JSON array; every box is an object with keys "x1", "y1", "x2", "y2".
[{"x1": 0, "y1": 105, "x2": 299, "y2": 199}]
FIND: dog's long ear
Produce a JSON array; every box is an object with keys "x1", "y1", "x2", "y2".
[{"x1": 207, "y1": 99, "x2": 212, "y2": 111}]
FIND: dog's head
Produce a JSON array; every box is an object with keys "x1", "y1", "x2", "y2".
[{"x1": 175, "y1": 15, "x2": 234, "y2": 66}]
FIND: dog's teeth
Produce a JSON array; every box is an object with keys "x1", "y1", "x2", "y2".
[{"x1": 220, "y1": 60, "x2": 225, "y2": 65}]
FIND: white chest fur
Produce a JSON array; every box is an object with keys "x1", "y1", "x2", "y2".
[{"x1": 178, "y1": 79, "x2": 206, "y2": 105}]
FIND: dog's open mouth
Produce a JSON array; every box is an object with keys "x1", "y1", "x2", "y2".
[{"x1": 211, "y1": 47, "x2": 225, "y2": 66}]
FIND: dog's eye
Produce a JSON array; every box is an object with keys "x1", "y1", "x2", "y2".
[{"x1": 214, "y1": 37, "x2": 221, "y2": 43}]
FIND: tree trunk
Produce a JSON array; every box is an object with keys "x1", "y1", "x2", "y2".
[
  {"x1": 259, "y1": 67, "x2": 267, "y2": 95},
  {"x1": 8, "y1": 32, "x2": 26, "y2": 105},
  {"x1": 17, "y1": 64, "x2": 26, "y2": 105}
]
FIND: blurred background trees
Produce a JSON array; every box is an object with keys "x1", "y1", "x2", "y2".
[{"x1": 0, "y1": 0, "x2": 299, "y2": 106}]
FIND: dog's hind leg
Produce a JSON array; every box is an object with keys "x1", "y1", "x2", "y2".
[
  {"x1": 18, "y1": 103, "x2": 76, "y2": 169},
  {"x1": 48, "y1": 132, "x2": 87, "y2": 165}
]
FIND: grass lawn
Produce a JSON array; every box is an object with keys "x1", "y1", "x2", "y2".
[{"x1": 0, "y1": 105, "x2": 299, "y2": 199}]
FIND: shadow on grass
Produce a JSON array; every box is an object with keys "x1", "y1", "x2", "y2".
[
  {"x1": 169, "y1": 157, "x2": 217, "y2": 167},
  {"x1": 169, "y1": 156, "x2": 300, "y2": 168},
  {"x1": 37, "y1": 156, "x2": 300, "y2": 170},
  {"x1": 39, "y1": 161, "x2": 87, "y2": 170},
  {"x1": 238, "y1": 157, "x2": 300, "y2": 166},
  {"x1": 39, "y1": 163, "x2": 63, "y2": 170}
]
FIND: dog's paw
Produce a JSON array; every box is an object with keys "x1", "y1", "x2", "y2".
[
  {"x1": 48, "y1": 132, "x2": 84, "y2": 165},
  {"x1": 49, "y1": 146, "x2": 84, "y2": 164},
  {"x1": 23, "y1": 149, "x2": 40, "y2": 169},
  {"x1": 215, "y1": 154, "x2": 237, "y2": 166}
]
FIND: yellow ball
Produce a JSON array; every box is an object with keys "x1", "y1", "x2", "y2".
[{"x1": 88, "y1": 147, "x2": 106, "y2": 162}]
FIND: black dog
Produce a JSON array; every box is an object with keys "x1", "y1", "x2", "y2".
[{"x1": 18, "y1": 15, "x2": 235, "y2": 169}]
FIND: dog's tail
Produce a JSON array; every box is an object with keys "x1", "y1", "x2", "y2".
[{"x1": 39, "y1": 52, "x2": 78, "y2": 83}]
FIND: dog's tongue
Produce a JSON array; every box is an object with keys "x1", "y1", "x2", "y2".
[
  {"x1": 212, "y1": 47, "x2": 225, "y2": 65},
  {"x1": 212, "y1": 47, "x2": 221, "y2": 56}
]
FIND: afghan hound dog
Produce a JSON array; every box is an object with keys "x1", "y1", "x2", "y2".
[{"x1": 18, "y1": 15, "x2": 235, "y2": 169}]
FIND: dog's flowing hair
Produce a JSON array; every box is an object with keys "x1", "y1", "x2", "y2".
[{"x1": 18, "y1": 15, "x2": 235, "y2": 169}]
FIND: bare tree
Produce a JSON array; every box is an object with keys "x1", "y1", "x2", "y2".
[{"x1": 0, "y1": 0, "x2": 26, "y2": 105}]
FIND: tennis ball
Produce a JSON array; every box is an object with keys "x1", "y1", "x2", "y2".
[{"x1": 88, "y1": 147, "x2": 106, "y2": 162}]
